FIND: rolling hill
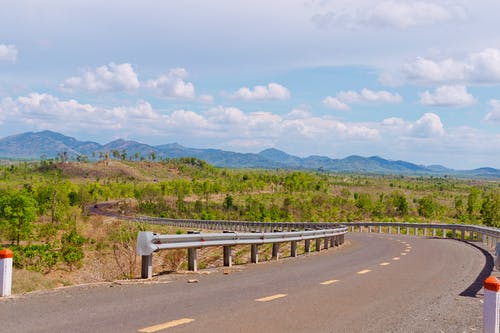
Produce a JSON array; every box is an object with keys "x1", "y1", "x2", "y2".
[{"x1": 0, "y1": 130, "x2": 498, "y2": 178}]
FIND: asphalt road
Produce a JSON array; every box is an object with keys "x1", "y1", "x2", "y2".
[{"x1": 0, "y1": 233, "x2": 490, "y2": 333}]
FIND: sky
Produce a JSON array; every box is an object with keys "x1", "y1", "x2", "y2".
[{"x1": 0, "y1": 0, "x2": 499, "y2": 169}]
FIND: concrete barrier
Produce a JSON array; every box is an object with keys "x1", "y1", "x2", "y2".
[{"x1": 0, "y1": 249, "x2": 13, "y2": 297}]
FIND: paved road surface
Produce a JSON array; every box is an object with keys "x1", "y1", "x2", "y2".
[{"x1": 0, "y1": 233, "x2": 490, "y2": 333}]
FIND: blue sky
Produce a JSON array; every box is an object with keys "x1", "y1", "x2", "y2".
[{"x1": 0, "y1": 0, "x2": 499, "y2": 169}]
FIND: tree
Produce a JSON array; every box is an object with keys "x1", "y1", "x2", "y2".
[
  {"x1": 0, "y1": 191, "x2": 37, "y2": 245},
  {"x1": 149, "y1": 151, "x2": 156, "y2": 161},
  {"x1": 112, "y1": 150, "x2": 120, "y2": 160},
  {"x1": 481, "y1": 192, "x2": 500, "y2": 227},
  {"x1": 418, "y1": 196, "x2": 441, "y2": 219},
  {"x1": 467, "y1": 187, "x2": 482, "y2": 221}
]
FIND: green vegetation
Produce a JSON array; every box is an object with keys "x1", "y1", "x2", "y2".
[{"x1": 0, "y1": 158, "x2": 499, "y2": 291}]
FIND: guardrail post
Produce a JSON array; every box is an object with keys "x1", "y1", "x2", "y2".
[
  {"x1": 272, "y1": 243, "x2": 280, "y2": 260},
  {"x1": 397, "y1": 226, "x2": 401, "y2": 235},
  {"x1": 0, "y1": 249, "x2": 13, "y2": 297},
  {"x1": 251, "y1": 244, "x2": 259, "y2": 263},
  {"x1": 378, "y1": 225, "x2": 382, "y2": 233},
  {"x1": 188, "y1": 248, "x2": 198, "y2": 271},
  {"x1": 452, "y1": 229, "x2": 456, "y2": 239},
  {"x1": 461, "y1": 230, "x2": 465, "y2": 241},
  {"x1": 406, "y1": 227, "x2": 410, "y2": 236},
  {"x1": 414, "y1": 227, "x2": 418, "y2": 236},
  {"x1": 442, "y1": 228, "x2": 446, "y2": 238},
  {"x1": 304, "y1": 239, "x2": 311, "y2": 253},
  {"x1": 483, "y1": 276, "x2": 500, "y2": 333},
  {"x1": 324, "y1": 237, "x2": 329, "y2": 250},
  {"x1": 141, "y1": 254, "x2": 153, "y2": 279},
  {"x1": 432, "y1": 228, "x2": 436, "y2": 238},
  {"x1": 315, "y1": 238, "x2": 322, "y2": 252},
  {"x1": 223, "y1": 246, "x2": 232, "y2": 267},
  {"x1": 291, "y1": 241, "x2": 297, "y2": 257}
]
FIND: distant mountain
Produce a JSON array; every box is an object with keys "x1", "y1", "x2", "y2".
[
  {"x1": 0, "y1": 130, "x2": 498, "y2": 178},
  {"x1": 0, "y1": 130, "x2": 100, "y2": 159}
]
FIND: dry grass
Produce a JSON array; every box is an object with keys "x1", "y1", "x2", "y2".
[{"x1": 12, "y1": 269, "x2": 69, "y2": 294}]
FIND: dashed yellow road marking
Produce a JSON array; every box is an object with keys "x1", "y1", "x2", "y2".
[
  {"x1": 138, "y1": 318, "x2": 195, "y2": 332},
  {"x1": 320, "y1": 279, "x2": 339, "y2": 285},
  {"x1": 393, "y1": 257, "x2": 400, "y2": 260},
  {"x1": 357, "y1": 269, "x2": 371, "y2": 274},
  {"x1": 405, "y1": 249, "x2": 411, "y2": 252},
  {"x1": 379, "y1": 262, "x2": 390, "y2": 266},
  {"x1": 256, "y1": 294, "x2": 287, "y2": 302},
  {"x1": 400, "y1": 253, "x2": 407, "y2": 256},
  {"x1": 406, "y1": 246, "x2": 412, "y2": 249}
]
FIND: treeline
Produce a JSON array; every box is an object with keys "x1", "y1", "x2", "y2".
[{"x1": 0, "y1": 158, "x2": 499, "y2": 277}]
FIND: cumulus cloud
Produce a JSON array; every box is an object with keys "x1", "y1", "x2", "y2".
[
  {"x1": 411, "y1": 113, "x2": 445, "y2": 137},
  {"x1": 232, "y1": 83, "x2": 290, "y2": 101},
  {"x1": 419, "y1": 85, "x2": 476, "y2": 107},
  {"x1": 312, "y1": 1, "x2": 465, "y2": 30},
  {"x1": 323, "y1": 96, "x2": 350, "y2": 111},
  {"x1": 0, "y1": 44, "x2": 18, "y2": 63},
  {"x1": 403, "y1": 48, "x2": 500, "y2": 85},
  {"x1": 146, "y1": 68, "x2": 196, "y2": 99},
  {"x1": 380, "y1": 113, "x2": 444, "y2": 138},
  {"x1": 337, "y1": 88, "x2": 402, "y2": 104},
  {"x1": 0, "y1": 93, "x2": 378, "y2": 143},
  {"x1": 485, "y1": 100, "x2": 500, "y2": 123},
  {"x1": 61, "y1": 63, "x2": 140, "y2": 93},
  {"x1": 324, "y1": 88, "x2": 402, "y2": 110}
]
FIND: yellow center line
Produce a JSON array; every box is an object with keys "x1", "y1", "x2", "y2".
[
  {"x1": 357, "y1": 269, "x2": 371, "y2": 274},
  {"x1": 320, "y1": 279, "x2": 339, "y2": 285},
  {"x1": 406, "y1": 246, "x2": 412, "y2": 249},
  {"x1": 400, "y1": 253, "x2": 407, "y2": 256},
  {"x1": 405, "y1": 249, "x2": 411, "y2": 252},
  {"x1": 379, "y1": 262, "x2": 390, "y2": 266},
  {"x1": 256, "y1": 294, "x2": 287, "y2": 302},
  {"x1": 393, "y1": 257, "x2": 400, "y2": 260},
  {"x1": 138, "y1": 318, "x2": 195, "y2": 333}
]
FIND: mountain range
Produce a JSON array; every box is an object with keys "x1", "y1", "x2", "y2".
[{"x1": 0, "y1": 130, "x2": 498, "y2": 178}]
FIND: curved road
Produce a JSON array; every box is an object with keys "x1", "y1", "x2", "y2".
[{"x1": 0, "y1": 233, "x2": 490, "y2": 333}]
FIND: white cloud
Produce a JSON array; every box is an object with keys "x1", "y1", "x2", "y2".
[
  {"x1": 485, "y1": 100, "x2": 500, "y2": 123},
  {"x1": 61, "y1": 62, "x2": 140, "y2": 93},
  {"x1": 419, "y1": 85, "x2": 476, "y2": 107},
  {"x1": 312, "y1": 1, "x2": 465, "y2": 30},
  {"x1": 380, "y1": 112, "x2": 444, "y2": 138},
  {"x1": 199, "y1": 94, "x2": 214, "y2": 103},
  {"x1": 403, "y1": 48, "x2": 500, "y2": 85},
  {"x1": 324, "y1": 88, "x2": 402, "y2": 110},
  {"x1": 366, "y1": 1, "x2": 462, "y2": 28},
  {"x1": 411, "y1": 113, "x2": 445, "y2": 137},
  {"x1": 323, "y1": 96, "x2": 350, "y2": 111},
  {"x1": 0, "y1": 44, "x2": 18, "y2": 63},
  {"x1": 146, "y1": 68, "x2": 195, "y2": 99},
  {"x1": 337, "y1": 88, "x2": 402, "y2": 104},
  {"x1": 232, "y1": 83, "x2": 290, "y2": 101}
]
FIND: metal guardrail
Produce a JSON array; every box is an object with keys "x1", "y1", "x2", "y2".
[
  {"x1": 93, "y1": 203, "x2": 500, "y2": 278},
  {"x1": 137, "y1": 227, "x2": 348, "y2": 278},
  {"x1": 345, "y1": 222, "x2": 500, "y2": 246}
]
